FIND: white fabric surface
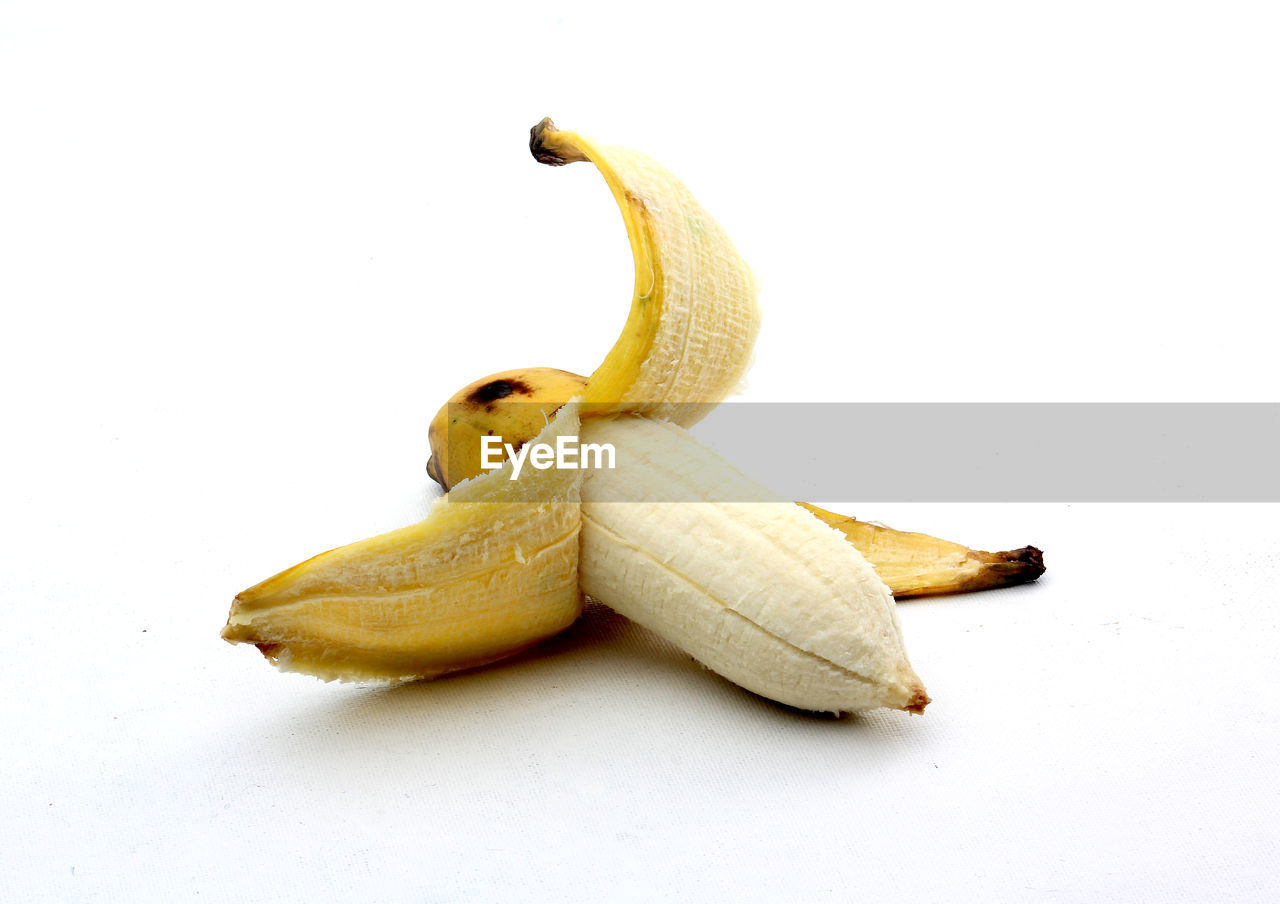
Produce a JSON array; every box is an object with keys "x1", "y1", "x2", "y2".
[{"x1": 3, "y1": 3, "x2": 1278, "y2": 901}]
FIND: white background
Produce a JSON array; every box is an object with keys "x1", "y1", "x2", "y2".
[{"x1": 2, "y1": 2, "x2": 1277, "y2": 901}]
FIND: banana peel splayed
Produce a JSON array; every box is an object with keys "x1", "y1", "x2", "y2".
[
  {"x1": 224, "y1": 118, "x2": 1043, "y2": 714},
  {"x1": 223, "y1": 406, "x2": 585, "y2": 682},
  {"x1": 798, "y1": 505, "x2": 1044, "y2": 599}
]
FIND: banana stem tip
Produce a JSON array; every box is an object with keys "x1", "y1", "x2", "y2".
[
  {"x1": 991, "y1": 546, "x2": 1046, "y2": 581},
  {"x1": 529, "y1": 117, "x2": 588, "y2": 166}
]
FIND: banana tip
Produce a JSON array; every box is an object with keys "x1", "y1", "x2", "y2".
[
  {"x1": 529, "y1": 117, "x2": 587, "y2": 166},
  {"x1": 426, "y1": 454, "x2": 445, "y2": 489},
  {"x1": 904, "y1": 688, "x2": 931, "y2": 715},
  {"x1": 220, "y1": 594, "x2": 255, "y2": 644},
  {"x1": 1008, "y1": 545, "x2": 1046, "y2": 578}
]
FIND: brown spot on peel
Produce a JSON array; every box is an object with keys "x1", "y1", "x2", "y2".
[
  {"x1": 466, "y1": 378, "x2": 532, "y2": 409},
  {"x1": 465, "y1": 373, "x2": 529, "y2": 402}
]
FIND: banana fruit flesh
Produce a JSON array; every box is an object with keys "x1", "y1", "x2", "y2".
[
  {"x1": 580, "y1": 416, "x2": 927, "y2": 713},
  {"x1": 428, "y1": 366, "x2": 1045, "y2": 600},
  {"x1": 223, "y1": 117, "x2": 937, "y2": 714}
]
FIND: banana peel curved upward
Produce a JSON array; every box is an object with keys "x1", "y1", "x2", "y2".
[
  {"x1": 529, "y1": 119, "x2": 761, "y2": 425},
  {"x1": 222, "y1": 118, "x2": 932, "y2": 715}
]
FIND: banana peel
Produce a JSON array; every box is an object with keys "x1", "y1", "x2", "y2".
[
  {"x1": 798, "y1": 504, "x2": 1044, "y2": 599},
  {"x1": 224, "y1": 405, "x2": 585, "y2": 681},
  {"x1": 528, "y1": 118, "x2": 760, "y2": 424}
]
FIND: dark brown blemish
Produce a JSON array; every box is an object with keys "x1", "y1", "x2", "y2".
[{"x1": 467, "y1": 379, "x2": 532, "y2": 407}]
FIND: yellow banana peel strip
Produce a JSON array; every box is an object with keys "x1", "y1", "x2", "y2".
[
  {"x1": 530, "y1": 119, "x2": 761, "y2": 425},
  {"x1": 223, "y1": 405, "x2": 585, "y2": 681},
  {"x1": 222, "y1": 119, "x2": 763, "y2": 681},
  {"x1": 800, "y1": 504, "x2": 1046, "y2": 599}
]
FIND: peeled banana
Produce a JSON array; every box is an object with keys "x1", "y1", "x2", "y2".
[
  {"x1": 579, "y1": 415, "x2": 927, "y2": 713},
  {"x1": 222, "y1": 117, "x2": 967, "y2": 715}
]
